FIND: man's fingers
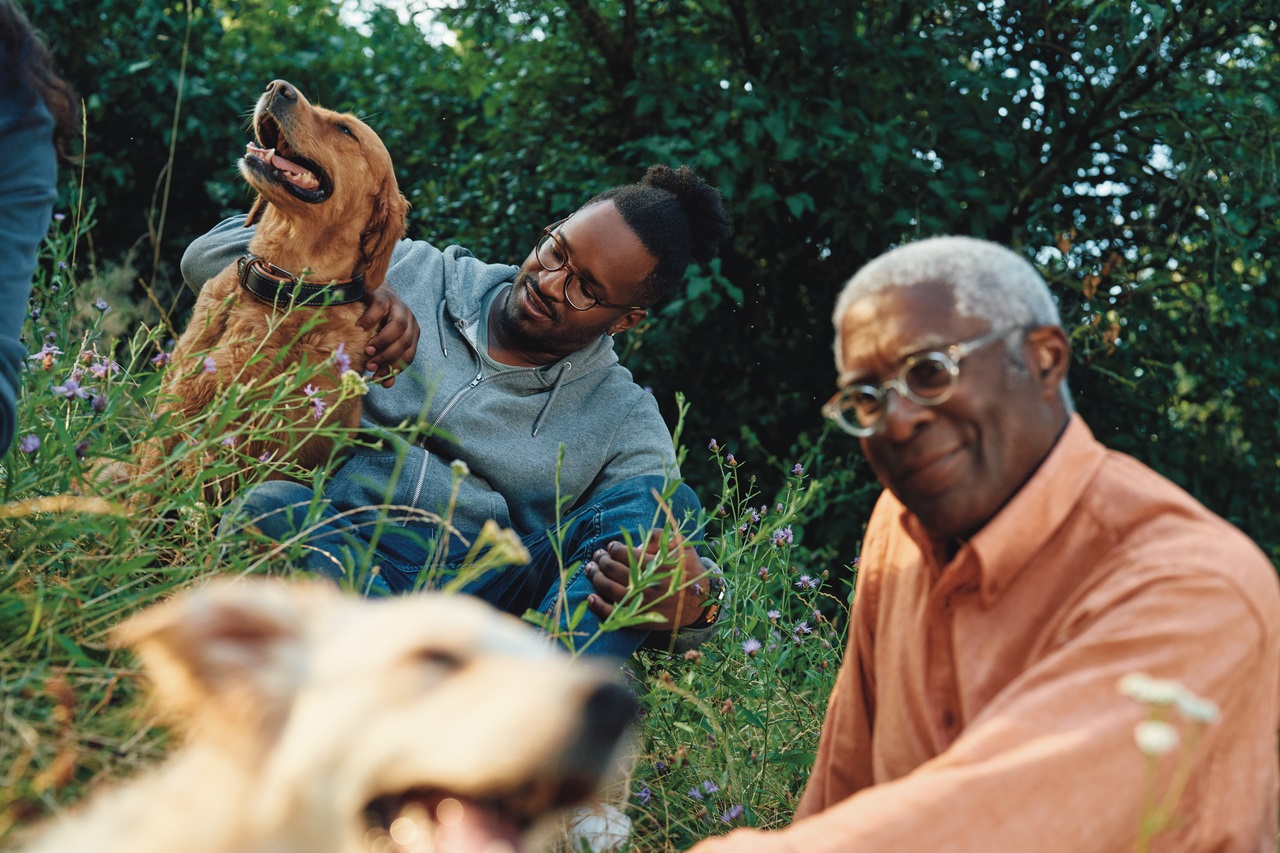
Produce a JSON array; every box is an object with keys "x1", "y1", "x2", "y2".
[
  {"x1": 586, "y1": 594, "x2": 614, "y2": 620},
  {"x1": 587, "y1": 558, "x2": 629, "y2": 603}
]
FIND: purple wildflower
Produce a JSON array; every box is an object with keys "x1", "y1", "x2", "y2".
[
  {"x1": 687, "y1": 787, "x2": 704, "y2": 801},
  {"x1": 708, "y1": 438, "x2": 718, "y2": 451},
  {"x1": 17, "y1": 434, "x2": 39, "y2": 454},
  {"x1": 202, "y1": 356, "x2": 217, "y2": 373},
  {"x1": 29, "y1": 307, "x2": 40, "y2": 320},
  {"x1": 642, "y1": 385, "x2": 653, "y2": 394},
  {"x1": 57, "y1": 260, "x2": 67, "y2": 270},
  {"x1": 28, "y1": 343, "x2": 64, "y2": 362},
  {"x1": 304, "y1": 384, "x2": 327, "y2": 421},
  {"x1": 767, "y1": 609, "x2": 781, "y2": 620},
  {"x1": 726, "y1": 453, "x2": 736, "y2": 466},
  {"x1": 750, "y1": 508, "x2": 761, "y2": 523},
  {"x1": 772, "y1": 526, "x2": 794, "y2": 547},
  {"x1": 151, "y1": 351, "x2": 171, "y2": 367},
  {"x1": 737, "y1": 523, "x2": 749, "y2": 536},
  {"x1": 795, "y1": 574, "x2": 819, "y2": 590},
  {"x1": 52, "y1": 376, "x2": 90, "y2": 400},
  {"x1": 776, "y1": 502, "x2": 784, "y2": 512},
  {"x1": 742, "y1": 638, "x2": 762, "y2": 656},
  {"x1": 258, "y1": 451, "x2": 273, "y2": 463},
  {"x1": 721, "y1": 804, "x2": 744, "y2": 823},
  {"x1": 793, "y1": 621, "x2": 813, "y2": 637},
  {"x1": 221, "y1": 435, "x2": 238, "y2": 448},
  {"x1": 93, "y1": 298, "x2": 109, "y2": 312},
  {"x1": 91, "y1": 393, "x2": 107, "y2": 412},
  {"x1": 701, "y1": 780, "x2": 719, "y2": 795},
  {"x1": 634, "y1": 785, "x2": 651, "y2": 805},
  {"x1": 333, "y1": 342, "x2": 351, "y2": 374},
  {"x1": 89, "y1": 359, "x2": 121, "y2": 379},
  {"x1": 74, "y1": 439, "x2": 89, "y2": 460},
  {"x1": 792, "y1": 462, "x2": 805, "y2": 476},
  {"x1": 53, "y1": 212, "x2": 65, "y2": 222}
]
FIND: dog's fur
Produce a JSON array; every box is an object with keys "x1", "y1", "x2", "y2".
[
  {"x1": 143, "y1": 80, "x2": 407, "y2": 496},
  {"x1": 18, "y1": 580, "x2": 635, "y2": 853}
]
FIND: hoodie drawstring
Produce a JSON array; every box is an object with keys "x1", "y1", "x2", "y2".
[
  {"x1": 532, "y1": 361, "x2": 572, "y2": 437},
  {"x1": 437, "y1": 301, "x2": 450, "y2": 357}
]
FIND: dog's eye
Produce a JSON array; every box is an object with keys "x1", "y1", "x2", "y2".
[
  {"x1": 417, "y1": 649, "x2": 463, "y2": 670},
  {"x1": 335, "y1": 122, "x2": 355, "y2": 137}
]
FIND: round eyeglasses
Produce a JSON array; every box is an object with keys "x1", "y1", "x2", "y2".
[
  {"x1": 535, "y1": 219, "x2": 644, "y2": 312},
  {"x1": 823, "y1": 326, "x2": 1020, "y2": 437}
]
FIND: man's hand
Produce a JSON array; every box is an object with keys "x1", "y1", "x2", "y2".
[
  {"x1": 359, "y1": 286, "x2": 420, "y2": 387},
  {"x1": 585, "y1": 529, "x2": 713, "y2": 632}
]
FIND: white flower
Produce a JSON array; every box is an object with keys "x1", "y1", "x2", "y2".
[
  {"x1": 1175, "y1": 693, "x2": 1220, "y2": 724},
  {"x1": 1117, "y1": 673, "x2": 1184, "y2": 706},
  {"x1": 450, "y1": 459, "x2": 470, "y2": 478},
  {"x1": 1133, "y1": 720, "x2": 1180, "y2": 756}
]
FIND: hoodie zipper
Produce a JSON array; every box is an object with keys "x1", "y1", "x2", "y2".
[{"x1": 409, "y1": 365, "x2": 484, "y2": 509}]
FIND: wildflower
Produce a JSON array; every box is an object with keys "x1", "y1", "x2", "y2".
[
  {"x1": 642, "y1": 385, "x2": 653, "y2": 394},
  {"x1": 708, "y1": 438, "x2": 718, "y2": 451},
  {"x1": 53, "y1": 212, "x2": 65, "y2": 222},
  {"x1": 303, "y1": 384, "x2": 327, "y2": 421},
  {"x1": 221, "y1": 435, "x2": 238, "y2": 448},
  {"x1": 1133, "y1": 720, "x2": 1179, "y2": 756},
  {"x1": 451, "y1": 459, "x2": 470, "y2": 478},
  {"x1": 737, "y1": 523, "x2": 749, "y2": 536},
  {"x1": 772, "y1": 526, "x2": 794, "y2": 547},
  {"x1": 202, "y1": 356, "x2": 217, "y2": 373},
  {"x1": 767, "y1": 609, "x2": 781, "y2": 620},
  {"x1": 726, "y1": 453, "x2": 736, "y2": 466},
  {"x1": 151, "y1": 351, "x2": 171, "y2": 367},
  {"x1": 29, "y1": 307, "x2": 40, "y2": 320},
  {"x1": 750, "y1": 508, "x2": 761, "y2": 523},
  {"x1": 634, "y1": 786, "x2": 651, "y2": 805},
  {"x1": 52, "y1": 376, "x2": 90, "y2": 400},
  {"x1": 792, "y1": 462, "x2": 804, "y2": 476},
  {"x1": 683, "y1": 649, "x2": 704, "y2": 663},
  {"x1": 57, "y1": 260, "x2": 67, "y2": 270},
  {"x1": 793, "y1": 621, "x2": 812, "y2": 637},
  {"x1": 258, "y1": 451, "x2": 273, "y2": 463},
  {"x1": 795, "y1": 574, "x2": 818, "y2": 590},
  {"x1": 28, "y1": 342, "x2": 64, "y2": 371},
  {"x1": 757, "y1": 567, "x2": 768, "y2": 581},
  {"x1": 775, "y1": 502, "x2": 784, "y2": 512},
  {"x1": 94, "y1": 298, "x2": 110, "y2": 312},
  {"x1": 91, "y1": 394, "x2": 107, "y2": 412},
  {"x1": 701, "y1": 780, "x2": 719, "y2": 795},
  {"x1": 74, "y1": 439, "x2": 89, "y2": 460},
  {"x1": 742, "y1": 638, "x2": 762, "y2": 656},
  {"x1": 654, "y1": 761, "x2": 668, "y2": 775},
  {"x1": 17, "y1": 434, "x2": 39, "y2": 454},
  {"x1": 1117, "y1": 673, "x2": 1184, "y2": 707},
  {"x1": 89, "y1": 359, "x2": 121, "y2": 379},
  {"x1": 339, "y1": 368, "x2": 369, "y2": 396},
  {"x1": 721, "y1": 804, "x2": 744, "y2": 824},
  {"x1": 333, "y1": 342, "x2": 352, "y2": 374}
]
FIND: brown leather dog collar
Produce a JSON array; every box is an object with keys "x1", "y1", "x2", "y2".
[{"x1": 237, "y1": 254, "x2": 366, "y2": 307}]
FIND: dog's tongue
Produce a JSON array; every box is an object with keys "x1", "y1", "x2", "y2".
[{"x1": 245, "y1": 142, "x2": 320, "y2": 190}]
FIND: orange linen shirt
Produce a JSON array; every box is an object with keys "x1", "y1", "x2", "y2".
[{"x1": 693, "y1": 415, "x2": 1280, "y2": 852}]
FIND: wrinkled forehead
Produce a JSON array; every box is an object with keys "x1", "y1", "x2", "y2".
[{"x1": 834, "y1": 280, "x2": 965, "y2": 380}]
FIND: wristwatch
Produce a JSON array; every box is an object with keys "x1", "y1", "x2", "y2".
[{"x1": 685, "y1": 576, "x2": 727, "y2": 629}]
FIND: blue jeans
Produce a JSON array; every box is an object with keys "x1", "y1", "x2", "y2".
[{"x1": 222, "y1": 474, "x2": 702, "y2": 659}]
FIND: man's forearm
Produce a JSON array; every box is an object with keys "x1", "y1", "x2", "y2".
[{"x1": 181, "y1": 215, "x2": 254, "y2": 295}]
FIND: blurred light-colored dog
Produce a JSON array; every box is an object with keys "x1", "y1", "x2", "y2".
[{"x1": 19, "y1": 580, "x2": 635, "y2": 853}]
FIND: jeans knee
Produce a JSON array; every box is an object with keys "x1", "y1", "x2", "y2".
[{"x1": 224, "y1": 480, "x2": 318, "y2": 540}]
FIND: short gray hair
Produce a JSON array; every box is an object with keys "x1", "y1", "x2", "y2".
[{"x1": 832, "y1": 236, "x2": 1062, "y2": 368}]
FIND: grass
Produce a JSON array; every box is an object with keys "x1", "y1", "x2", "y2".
[{"x1": 0, "y1": 201, "x2": 857, "y2": 850}]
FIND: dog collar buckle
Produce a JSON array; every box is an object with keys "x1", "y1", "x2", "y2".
[{"x1": 237, "y1": 254, "x2": 366, "y2": 308}]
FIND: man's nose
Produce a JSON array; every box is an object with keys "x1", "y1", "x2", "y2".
[
  {"x1": 876, "y1": 389, "x2": 933, "y2": 442},
  {"x1": 535, "y1": 268, "x2": 567, "y2": 303}
]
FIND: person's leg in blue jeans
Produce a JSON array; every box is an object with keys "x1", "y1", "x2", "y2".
[{"x1": 456, "y1": 475, "x2": 704, "y2": 660}]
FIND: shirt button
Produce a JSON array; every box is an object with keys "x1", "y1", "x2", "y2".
[{"x1": 942, "y1": 709, "x2": 957, "y2": 728}]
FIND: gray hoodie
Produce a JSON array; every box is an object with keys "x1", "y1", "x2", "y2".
[{"x1": 180, "y1": 217, "x2": 682, "y2": 545}]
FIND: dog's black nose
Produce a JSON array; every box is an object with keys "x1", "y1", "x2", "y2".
[
  {"x1": 266, "y1": 79, "x2": 298, "y2": 101},
  {"x1": 583, "y1": 682, "x2": 638, "y2": 744}
]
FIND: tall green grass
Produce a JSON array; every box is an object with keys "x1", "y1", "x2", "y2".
[{"x1": 1, "y1": 208, "x2": 856, "y2": 849}]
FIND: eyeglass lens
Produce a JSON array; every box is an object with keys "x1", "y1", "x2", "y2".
[{"x1": 536, "y1": 232, "x2": 598, "y2": 310}]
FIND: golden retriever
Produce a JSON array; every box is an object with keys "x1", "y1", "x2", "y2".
[
  {"x1": 17, "y1": 579, "x2": 636, "y2": 853},
  {"x1": 145, "y1": 79, "x2": 407, "y2": 498}
]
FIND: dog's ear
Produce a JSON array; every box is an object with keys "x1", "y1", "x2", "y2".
[
  {"x1": 358, "y1": 182, "x2": 409, "y2": 289},
  {"x1": 245, "y1": 194, "x2": 269, "y2": 227},
  {"x1": 111, "y1": 580, "x2": 328, "y2": 738}
]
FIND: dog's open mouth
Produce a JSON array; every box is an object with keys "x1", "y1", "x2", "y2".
[
  {"x1": 365, "y1": 773, "x2": 602, "y2": 853},
  {"x1": 243, "y1": 113, "x2": 333, "y2": 203}
]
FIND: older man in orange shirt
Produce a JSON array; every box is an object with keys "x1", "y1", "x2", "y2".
[{"x1": 693, "y1": 237, "x2": 1280, "y2": 851}]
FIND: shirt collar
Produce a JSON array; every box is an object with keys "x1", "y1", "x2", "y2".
[{"x1": 967, "y1": 413, "x2": 1106, "y2": 604}]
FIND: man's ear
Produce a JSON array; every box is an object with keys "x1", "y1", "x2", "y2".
[
  {"x1": 110, "y1": 580, "x2": 334, "y2": 739},
  {"x1": 609, "y1": 309, "x2": 649, "y2": 336},
  {"x1": 1024, "y1": 325, "x2": 1071, "y2": 391}
]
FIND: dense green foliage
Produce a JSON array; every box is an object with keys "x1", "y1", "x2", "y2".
[{"x1": 24, "y1": 0, "x2": 1280, "y2": 561}]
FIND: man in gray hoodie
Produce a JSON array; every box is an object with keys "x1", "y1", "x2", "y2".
[{"x1": 181, "y1": 165, "x2": 732, "y2": 658}]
